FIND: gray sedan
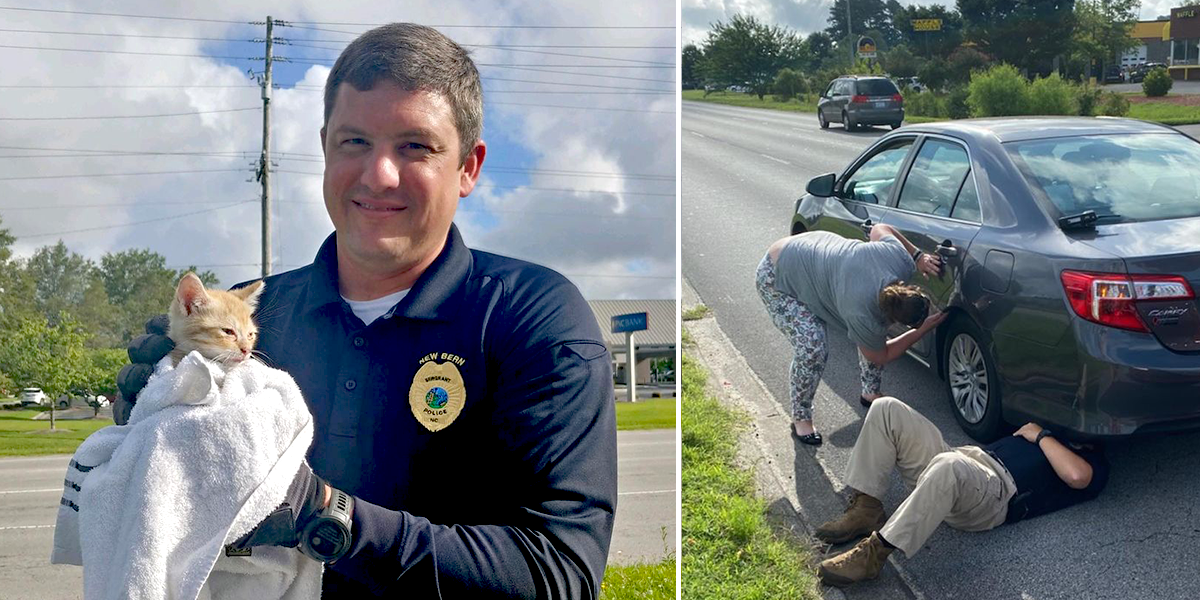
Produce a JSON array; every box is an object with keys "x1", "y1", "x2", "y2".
[{"x1": 791, "y1": 117, "x2": 1200, "y2": 441}]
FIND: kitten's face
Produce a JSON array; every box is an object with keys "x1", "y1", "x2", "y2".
[{"x1": 167, "y1": 273, "x2": 264, "y2": 366}]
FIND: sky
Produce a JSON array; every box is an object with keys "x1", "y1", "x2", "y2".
[
  {"x1": 683, "y1": 0, "x2": 1187, "y2": 47},
  {"x1": 0, "y1": 0, "x2": 676, "y2": 300}
]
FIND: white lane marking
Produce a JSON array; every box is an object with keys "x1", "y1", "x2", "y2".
[
  {"x1": 0, "y1": 454, "x2": 72, "y2": 463},
  {"x1": 690, "y1": 131, "x2": 706, "y2": 138},
  {"x1": 0, "y1": 488, "x2": 60, "y2": 495},
  {"x1": 760, "y1": 153, "x2": 790, "y2": 166},
  {"x1": 618, "y1": 489, "x2": 675, "y2": 497},
  {"x1": 0, "y1": 525, "x2": 54, "y2": 531}
]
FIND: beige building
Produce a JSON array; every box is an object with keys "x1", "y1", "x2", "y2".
[{"x1": 588, "y1": 300, "x2": 676, "y2": 385}]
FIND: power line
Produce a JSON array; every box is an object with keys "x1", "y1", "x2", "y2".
[
  {"x1": 280, "y1": 40, "x2": 673, "y2": 66},
  {"x1": 13, "y1": 201, "x2": 256, "y2": 241},
  {"x1": 0, "y1": 43, "x2": 262, "y2": 61},
  {"x1": 286, "y1": 39, "x2": 674, "y2": 49},
  {"x1": 273, "y1": 170, "x2": 674, "y2": 197},
  {"x1": 0, "y1": 107, "x2": 259, "y2": 121},
  {"x1": 290, "y1": 85, "x2": 672, "y2": 95},
  {"x1": 1, "y1": 200, "x2": 256, "y2": 210},
  {"x1": 279, "y1": 20, "x2": 673, "y2": 30},
  {"x1": 0, "y1": 144, "x2": 256, "y2": 156},
  {"x1": 490, "y1": 101, "x2": 672, "y2": 114},
  {"x1": 0, "y1": 168, "x2": 247, "y2": 181},
  {"x1": 0, "y1": 6, "x2": 255, "y2": 25},
  {"x1": 278, "y1": 56, "x2": 674, "y2": 83},
  {"x1": 0, "y1": 84, "x2": 260, "y2": 89},
  {"x1": 0, "y1": 28, "x2": 259, "y2": 43}
]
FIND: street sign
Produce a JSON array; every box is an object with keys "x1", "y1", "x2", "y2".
[
  {"x1": 611, "y1": 312, "x2": 649, "y2": 333},
  {"x1": 857, "y1": 36, "x2": 877, "y2": 59},
  {"x1": 913, "y1": 18, "x2": 943, "y2": 32}
]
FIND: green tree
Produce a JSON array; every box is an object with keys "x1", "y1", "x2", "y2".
[
  {"x1": 882, "y1": 45, "x2": 921, "y2": 78},
  {"x1": 826, "y1": 0, "x2": 903, "y2": 47},
  {"x1": 683, "y1": 44, "x2": 703, "y2": 89},
  {"x1": 700, "y1": 14, "x2": 806, "y2": 100},
  {"x1": 25, "y1": 241, "x2": 95, "y2": 326},
  {"x1": 0, "y1": 314, "x2": 92, "y2": 429},
  {"x1": 1068, "y1": 0, "x2": 1140, "y2": 80},
  {"x1": 892, "y1": 4, "x2": 965, "y2": 58},
  {"x1": 918, "y1": 56, "x2": 953, "y2": 91},
  {"x1": 958, "y1": 0, "x2": 1075, "y2": 75},
  {"x1": 1028, "y1": 72, "x2": 1079, "y2": 114},
  {"x1": 0, "y1": 216, "x2": 37, "y2": 324},
  {"x1": 98, "y1": 249, "x2": 219, "y2": 344},
  {"x1": 946, "y1": 46, "x2": 991, "y2": 86},
  {"x1": 772, "y1": 68, "x2": 807, "y2": 101}
]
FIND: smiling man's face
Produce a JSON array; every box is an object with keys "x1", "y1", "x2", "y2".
[{"x1": 321, "y1": 80, "x2": 482, "y2": 280}]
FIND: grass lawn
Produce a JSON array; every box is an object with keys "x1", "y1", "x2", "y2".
[
  {"x1": 683, "y1": 89, "x2": 817, "y2": 113},
  {"x1": 0, "y1": 409, "x2": 113, "y2": 457},
  {"x1": 601, "y1": 558, "x2": 676, "y2": 600},
  {"x1": 616, "y1": 397, "x2": 677, "y2": 430},
  {"x1": 1126, "y1": 99, "x2": 1200, "y2": 125},
  {"x1": 681, "y1": 353, "x2": 822, "y2": 599}
]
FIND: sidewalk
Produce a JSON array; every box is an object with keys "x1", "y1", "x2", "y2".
[{"x1": 682, "y1": 282, "x2": 918, "y2": 600}]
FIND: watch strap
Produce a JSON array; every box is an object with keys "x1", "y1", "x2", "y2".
[{"x1": 1034, "y1": 429, "x2": 1053, "y2": 445}]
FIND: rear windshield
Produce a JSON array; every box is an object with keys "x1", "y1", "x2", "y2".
[
  {"x1": 855, "y1": 79, "x2": 898, "y2": 96},
  {"x1": 1006, "y1": 133, "x2": 1200, "y2": 223}
]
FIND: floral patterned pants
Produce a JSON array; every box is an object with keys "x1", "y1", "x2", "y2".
[{"x1": 756, "y1": 254, "x2": 884, "y2": 421}]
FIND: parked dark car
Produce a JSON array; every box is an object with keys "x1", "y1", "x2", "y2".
[
  {"x1": 1129, "y1": 62, "x2": 1167, "y2": 83},
  {"x1": 791, "y1": 118, "x2": 1200, "y2": 441},
  {"x1": 1103, "y1": 65, "x2": 1126, "y2": 84},
  {"x1": 818, "y1": 76, "x2": 904, "y2": 131}
]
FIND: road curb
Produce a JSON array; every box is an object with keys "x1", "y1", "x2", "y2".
[{"x1": 683, "y1": 280, "x2": 922, "y2": 600}]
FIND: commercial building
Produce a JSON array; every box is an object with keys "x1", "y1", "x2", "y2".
[
  {"x1": 588, "y1": 300, "x2": 676, "y2": 386},
  {"x1": 1125, "y1": 6, "x2": 1200, "y2": 80}
]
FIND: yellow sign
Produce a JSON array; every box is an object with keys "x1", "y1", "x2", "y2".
[
  {"x1": 409, "y1": 359, "x2": 466, "y2": 432},
  {"x1": 913, "y1": 18, "x2": 943, "y2": 31}
]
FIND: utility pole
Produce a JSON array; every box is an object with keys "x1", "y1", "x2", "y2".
[
  {"x1": 259, "y1": 15, "x2": 274, "y2": 279},
  {"x1": 846, "y1": 0, "x2": 854, "y2": 65}
]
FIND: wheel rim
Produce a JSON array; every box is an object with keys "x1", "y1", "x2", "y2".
[{"x1": 948, "y1": 333, "x2": 989, "y2": 424}]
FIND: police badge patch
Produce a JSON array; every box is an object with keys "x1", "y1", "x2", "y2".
[{"x1": 409, "y1": 356, "x2": 466, "y2": 432}]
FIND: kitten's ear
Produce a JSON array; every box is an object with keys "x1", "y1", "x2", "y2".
[
  {"x1": 175, "y1": 272, "x2": 210, "y2": 316},
  {"x1": 232, "y1": 280, "x2": 265, "y2": 310}
]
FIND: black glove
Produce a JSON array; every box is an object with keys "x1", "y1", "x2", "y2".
[
  {"x1": 229, "y1": 462, "x2": 328, "y2": 550},
  {"x1": 113, "y1": 314, "x2": 174, "y2": 425}
]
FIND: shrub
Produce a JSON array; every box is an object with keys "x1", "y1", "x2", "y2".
[
  {"x1": 1099, "y1": 91, "x2": 1130, "y2": 116},
  {"x1": 1028, "y1": 73, "x2": 1077, "y2": 115},
  {"x1": 946, "y1": 86, "x2": 971, "y2": 119},
  {"x1": 1142, "y1": 67, "x2": 1172, "y2": 97},
  {"x1": 947, "y1": 47, "x2": 990, "y2": 86},
  {"x1": 917, "y1": 57, "x2": 951, "y2": 92},
  {"x1": 967, "y1": 63, "x2": 1030, "y2": 117},
  {"x1": 772, "y1": 68, "x2": 806, "y2": 103},
  {"x1": 904, "y1": 90, "x2": 942, "y2": 117},
  {"x1": 1075, "y1": 83, "x2": 1104, "y2": 116}
]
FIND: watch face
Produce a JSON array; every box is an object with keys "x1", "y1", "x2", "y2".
[{"x1": 309, "y1": 521, "x2": 349, "y2": 558}]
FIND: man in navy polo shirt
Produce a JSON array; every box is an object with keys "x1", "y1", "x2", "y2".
[{"x1": 116, "y1": 23, "x2": 616, "y2": 598}]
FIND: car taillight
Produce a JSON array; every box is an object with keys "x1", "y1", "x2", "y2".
[
  {"x1": 1060, "y1": 270, "x2": 1195, "y2": 332},
  {"x1": 851, "y1": 94, "x2": 868, "y2": 104},
  {"x1": 891, "y1": 93, "x2": 903, "y2": 103}
]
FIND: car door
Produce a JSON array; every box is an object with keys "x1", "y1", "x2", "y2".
[
  {"x1": 878, "y1": 135, "x2": 982, "y2": 362},
  {"x1": 806, "y1": 135, "x2": 917, "y2": 241},
  {"x1": 818, "y1": 80, "x2": 838, "y2": 120}
]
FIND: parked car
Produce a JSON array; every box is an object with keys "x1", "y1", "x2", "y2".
[
  {"x1": 1128, "y1": 62, "x2": 1167, "y2": 83},
  {"x1": 818, "y1": 75, "x2": 905, "y2": 131},
  {"x1": 19, "y1": 387, "x2": 47, "y2": 406},
  {"x1": 790, "y1": 117, "x2": 1200, "y2": 441},
  {"x1": 1103, "y1": 65, "x2": 1126, "y2": 84},
  {"x1": 895, "y1": 76, "x2": 926, "y2": 93}
]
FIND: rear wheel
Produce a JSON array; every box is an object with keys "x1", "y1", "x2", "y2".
[
  {"x1": 943, "y1": 318, "x2": 1005, "y2": 442},
  {"x1": 891, "y1": 121, "x2": 903, "y2": 130},
  {"x1": 843, "y1": 111, "x2": 855, "y2": 131}
]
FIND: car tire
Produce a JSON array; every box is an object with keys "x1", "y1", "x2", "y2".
[
  {"x1": 57, "y1": 400, "x2": 69, "y2": 409},
  {"x1": 842, "y1": 111, "x2": 855, "y2": 131},
  {"x1": 819, "y1": 110, "x2": 829, "y2": 129},
  {"x1": 943, "y1": 317, "x2": 1005, "y2": 442},
  {"x1": 891, "y1": 121, "x2": 902, "y2": 130}
]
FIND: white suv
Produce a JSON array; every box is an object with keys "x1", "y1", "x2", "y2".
[{"x1": 19, "y1": 388, "x2": 47, "y2": 406}]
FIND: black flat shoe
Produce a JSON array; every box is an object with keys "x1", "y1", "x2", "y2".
[{"x1": 791, "y1": 428, "x2": 823, "y2": 446}]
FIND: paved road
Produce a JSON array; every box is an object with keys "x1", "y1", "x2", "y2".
[
  {"x1": 0, "y1": 429, "x2": 674, "y2": 598},
  {"x1": 682, "y1": 99, "x2": 1200, "y2": 600}
]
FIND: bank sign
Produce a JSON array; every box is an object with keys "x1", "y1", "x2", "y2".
[{"x1": 611, "y1": 312, "x2": 649, "y2": 334}]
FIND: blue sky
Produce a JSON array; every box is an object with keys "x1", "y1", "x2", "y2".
[{"x1": 0, "y1": 1, "x2": 676, "y2": 300}]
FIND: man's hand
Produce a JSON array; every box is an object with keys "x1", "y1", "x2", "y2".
[
  {"x1": 229, "y1": 462, "x2": 331, "y2": 551},
  {"x1": 113, "y1": 315, "x2": 175, "y2": 425},
  {"x1": 1013, "y1": 422, "x2": 1044, "y2": 443},
  {"x1": 920, "y1": 311, "x2": 948, "y2": 332},
  {"x1": 915, "y1": 252, "x2": 943, "y2": 279}
]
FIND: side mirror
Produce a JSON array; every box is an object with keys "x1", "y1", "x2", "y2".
[{"x1": 806, "y1": 173, "x2": 837, "y2": 197}]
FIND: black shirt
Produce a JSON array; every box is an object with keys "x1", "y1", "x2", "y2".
[
  {"x1": 985, "y1": 435, "x2": 1109, "y2": 524},
  {"x1": 247, "y1": 225, "x2": 617, "y2": 598}
]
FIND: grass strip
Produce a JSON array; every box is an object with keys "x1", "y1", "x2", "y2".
[
  {"x1": 616, "y1": 397, "x2": 677, "y2": 431},
  {"x1": 0, "y1": 409, "x2": 113, "y2": 456},
  {"x1": 682, "y1": 304, "x2": 711, "y2": 321},
  {"x1": 680, "y1": 353, "x2": 821, "y2": 599},
  {"x1": 1126, "y1": 101, "x2": 1200, "y2": 125},
  {"x1": 600, "y1": 558, "x2": 676, "y2": 600}
]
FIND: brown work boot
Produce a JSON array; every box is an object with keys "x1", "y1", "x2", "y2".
[
  {"x1": 814, "y1": 491, "x2": 886, "y2": 545},
  {"x1": 818, "y1": 532, "x2": 893, "y2": 587}
]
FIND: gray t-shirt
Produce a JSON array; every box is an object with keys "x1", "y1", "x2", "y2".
[{"x1": 773, "y1": 231, "x2": 915, "y2": 351}]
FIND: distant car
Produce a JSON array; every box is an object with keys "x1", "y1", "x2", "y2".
[
  {"x1": 895, "y1": 76, "x2": 926, "y2": 93},
  {"x1": 1103, "y1": 65, "x2": 1125, "y2": 84},
  {"x1": 818, "y1": 75, "x2": 904, "y2": 131},
  {"x1": 1128, "y1": 62, "x2": 1167, "y2": 83},
  {"x1": 791, "y1": 117, "x2": 1200, "y2": 441},
  {"x1": 19, "y1": 388, "x2": 47, "y2": 406}
]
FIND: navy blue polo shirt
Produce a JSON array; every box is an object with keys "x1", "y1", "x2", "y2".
[
  {"x1": 985, "y1": 435, "x2": 1108, "y2": 524},
  {"x1": 248, "y1": 224, "x2": 617, "y2": 598}
]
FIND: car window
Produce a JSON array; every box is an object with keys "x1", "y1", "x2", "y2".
[
  {"x1": 824, "y1": 81, "x2": 837, "y2": 97},
  {"x1": 1008, "y1": 133, "x2": 1200, "y2": 223},
  {"x1": 896, "y1": 139, "x2": 971, "y2": 217},
  {"x1": 856, "y1": 79, "x2": 899, "y2": 96},
  {"x1": 952, "y1": 171, "x2": 982, "y2": 222},
  {"x1": 840, "y1": 139, "x2": 915, "y2": 204}
]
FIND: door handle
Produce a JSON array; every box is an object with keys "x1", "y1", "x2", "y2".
[
  {"x1": 936, "y1": 240, "x2": 958, "y2": 258},
  {"x1": 859, "y1": 219, "x2": 873, "y2": 234}
]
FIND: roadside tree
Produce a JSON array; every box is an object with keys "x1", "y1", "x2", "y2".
[
  {"x1": 700, "y1": 14, "x2": 806, "y2": 100},
  {"x1": 882, "y1": 45, "x2": 920, "y2": 79},
  {"x1": 0, "y1": 314, "x2": 91, "y2": 429},
  {"x1": 958, "y1": 0, "x2": 1075, "y2": 75},
  {"x1": 683, "y1": 44, "x2": 703, "y2": 89},
  {"x1": 968, "y1": 63, "x2": 1031, "y2": 116},
  {"x1": 1068, "y1": 0, "x2": 1140, "y2": 81},
  {"x1": 773, "y1": 68, "x2": 807, "y2": 102}
]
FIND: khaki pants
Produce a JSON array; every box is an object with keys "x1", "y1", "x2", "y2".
[{"x1": 845, "y1": 397, "x2": 1017, "y2": 557}]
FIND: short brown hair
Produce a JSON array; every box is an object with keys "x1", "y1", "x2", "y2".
[
  {"x1": 879, "y1": 282, "x2": 929, "y2": 328},
  {"x1": 324, "y1": 23, "x2": 483, "y2": 164}
]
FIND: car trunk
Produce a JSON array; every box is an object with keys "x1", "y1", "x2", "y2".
[
  {"x1": 1075, "y1": 218, "x2": 1200, "y2": 352},
  {"x1": 854, "y1": 80, "x2": 901, "y2": 110}
]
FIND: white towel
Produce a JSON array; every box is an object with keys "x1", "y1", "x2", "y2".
[{"x1": 51, "y1": 351, "x2": 323, "y2": 600}]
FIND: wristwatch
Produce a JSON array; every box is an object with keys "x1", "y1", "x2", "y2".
[
  {"x1": 912, "y1": 249, "x2": 924, "y2": 263},
  {"x1": 299, "y1": 487, "x2": 355, "y2": 563},
  {"x1": 1034, "y1": 429, "x2": 1054, "y2": 445}
]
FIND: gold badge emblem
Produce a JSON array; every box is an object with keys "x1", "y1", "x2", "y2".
[{"x1": 409, "y1": 358, "x2": 466, "y2": 432}]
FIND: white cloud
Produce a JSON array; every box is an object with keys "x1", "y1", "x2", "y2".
[{"x1": 0, "y1": 0, "x2": 676, "y2": 300}]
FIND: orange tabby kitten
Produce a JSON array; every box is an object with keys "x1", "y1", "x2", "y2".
[{"x1": 167, "y1": 273, "x2": 264, "y2": 367}]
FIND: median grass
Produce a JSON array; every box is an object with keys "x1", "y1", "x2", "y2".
[
  {"x1": 681, "y1": 353, "x2": 821, "y2": 599},
  {"x1": 616, "y1": 397, "x2": 677, "y2": 430},
  {"x1": 684, "y1": 89, "x2": 817, "y2": 113},
  {"x1": 0, "y1": 409, "x2": 113, "y2": 456},
  {"x1": 601, "y1": 558, "x2": 676, "y2": 600},
  {"x1": 1126, "y1": 100, "x2": 1200, "y2": 125}
]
